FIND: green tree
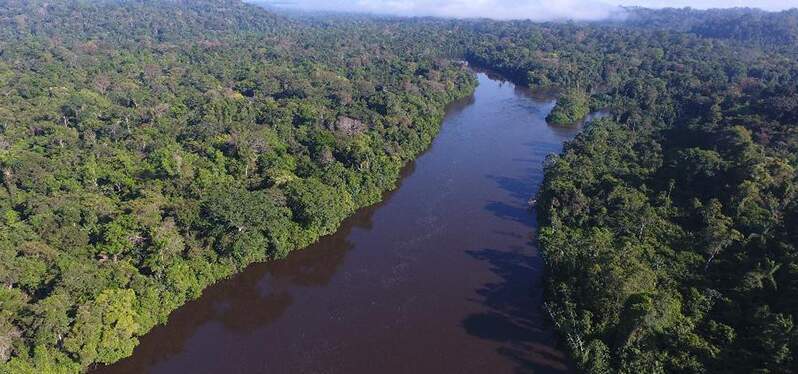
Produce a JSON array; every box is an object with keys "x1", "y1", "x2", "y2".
[{"x1": 62, "y1": 289, "x2": 140, "y2": 366}]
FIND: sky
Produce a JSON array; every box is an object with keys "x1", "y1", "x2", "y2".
[{"x1": 258, "y1": 0, "x2": 797, "y2": 21}]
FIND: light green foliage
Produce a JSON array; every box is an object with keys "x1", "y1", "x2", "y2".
[
  {"x1": 62, "y1": 289, "x2": 140, "y2": 366},
  {"x1": 0, "y1": 1, "x2": 476, "y2": 371},
  {"x1": 1, "y1": 346, "x2": 81, "y2": 374},
  {"x1": 546, "y1": 90, "x2": 590, "y2": 126}
]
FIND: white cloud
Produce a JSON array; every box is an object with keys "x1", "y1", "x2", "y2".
[{"x1": 258, "y1": 0, "x2": 797, "y2": 20}]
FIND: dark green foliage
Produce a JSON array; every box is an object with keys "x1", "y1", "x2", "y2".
[
  {"x1": 436, "y1": 6, "x2": 798, "y2": 373},
  {"x1": 460, "y1": 13, "x2": 798, "y2": 374},
  {"x1": 619, "y1": 8, "x2": 798, "y2": 49}
]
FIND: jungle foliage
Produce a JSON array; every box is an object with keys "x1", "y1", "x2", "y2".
[
  {"x1": 1, "y1": 1, "x2": 798, "y2": 373},
  {"x1": 546, "y1": 90, "x2": 590, "y2": 126},
  {"x1": 0, "y1": 1, "x2": 475, "y2": 372},
  {"x1": 460, "y1": 9, "x2": 798, "y2": 374}
]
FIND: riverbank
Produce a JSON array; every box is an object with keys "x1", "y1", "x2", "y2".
[{"x1": 97, "y1": 72, "x2": 576, "y2": 373}]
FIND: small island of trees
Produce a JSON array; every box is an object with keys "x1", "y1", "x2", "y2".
[{"x1": 546, "y1": 90, "x2": 590, "y2": 126}]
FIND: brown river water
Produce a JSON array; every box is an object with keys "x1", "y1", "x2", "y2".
[{"x1": 96, "y1": 71, "x2": 579, "y2": 374}]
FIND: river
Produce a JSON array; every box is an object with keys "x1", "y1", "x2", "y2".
[{"x1": 96, "y1": 71, "x2": 579, "y2": 374}]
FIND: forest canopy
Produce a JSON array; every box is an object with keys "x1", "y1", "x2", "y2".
[
  {"x1": 464, "y1": 11, "x2": 798, "y2": 371},
  {"x1": 0, "y1": 1, "x2": 476, "y2": 372},
  {"x1": 546, "y1": 90, "x2": 590, "y2": 126},
  {"x1": 1, "y1": 1, "x2": 798, "y2": 373}
]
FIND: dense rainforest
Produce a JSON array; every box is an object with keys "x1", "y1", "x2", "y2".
[
  {"x1": 1, "y1": 1, "x2": 798, "y2": 373},
  {"x1": 0, "y1": 1, "x2": 475, "y2": 372},
  {"x1": 459, "y1": 10, "x2": 798, "y2": 374}
]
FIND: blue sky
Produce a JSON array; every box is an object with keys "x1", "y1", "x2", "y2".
[{"x1": 257, "y1": 0, "x2": 796, "y2": 20}]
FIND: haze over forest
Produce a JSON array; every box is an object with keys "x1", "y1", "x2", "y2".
[{"x1": 258, "y1": 0, "x2": 797, "y2": 20}]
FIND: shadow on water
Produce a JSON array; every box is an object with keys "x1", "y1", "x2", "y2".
[
  {"x1": 483, "y1": 171, "x2": 542, "y2": 229},
  {"x1": 92, "y1": 219, "x2": 358, "y2": 373},
  {"x1": 473, "y1": 174, "x2": 571, "y2": 372},
  {"x1": 94, "y1": 159, "x2": 422, "y2": 374},
  {"x1": 96, "y1": 70, "x2": 581, "y2": 374},
  {"x1": 486, "y1": 174, "x2": 541, "y2": 203},
  {"x1": 462, "y1": 247, "x2": 569, "y2": 374},
  {"x1": 443, "y1": 91, "x2": 476, "y2": 117},
  {"x1": 522, "y1": 141, "x2": 566, "y2": 159},
  {"x1": 484, "y1": 200, "x2": 535, "y2": 228},
  {"x1": 463, "y1": 83, "x2": 580, "y2": 372}
]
